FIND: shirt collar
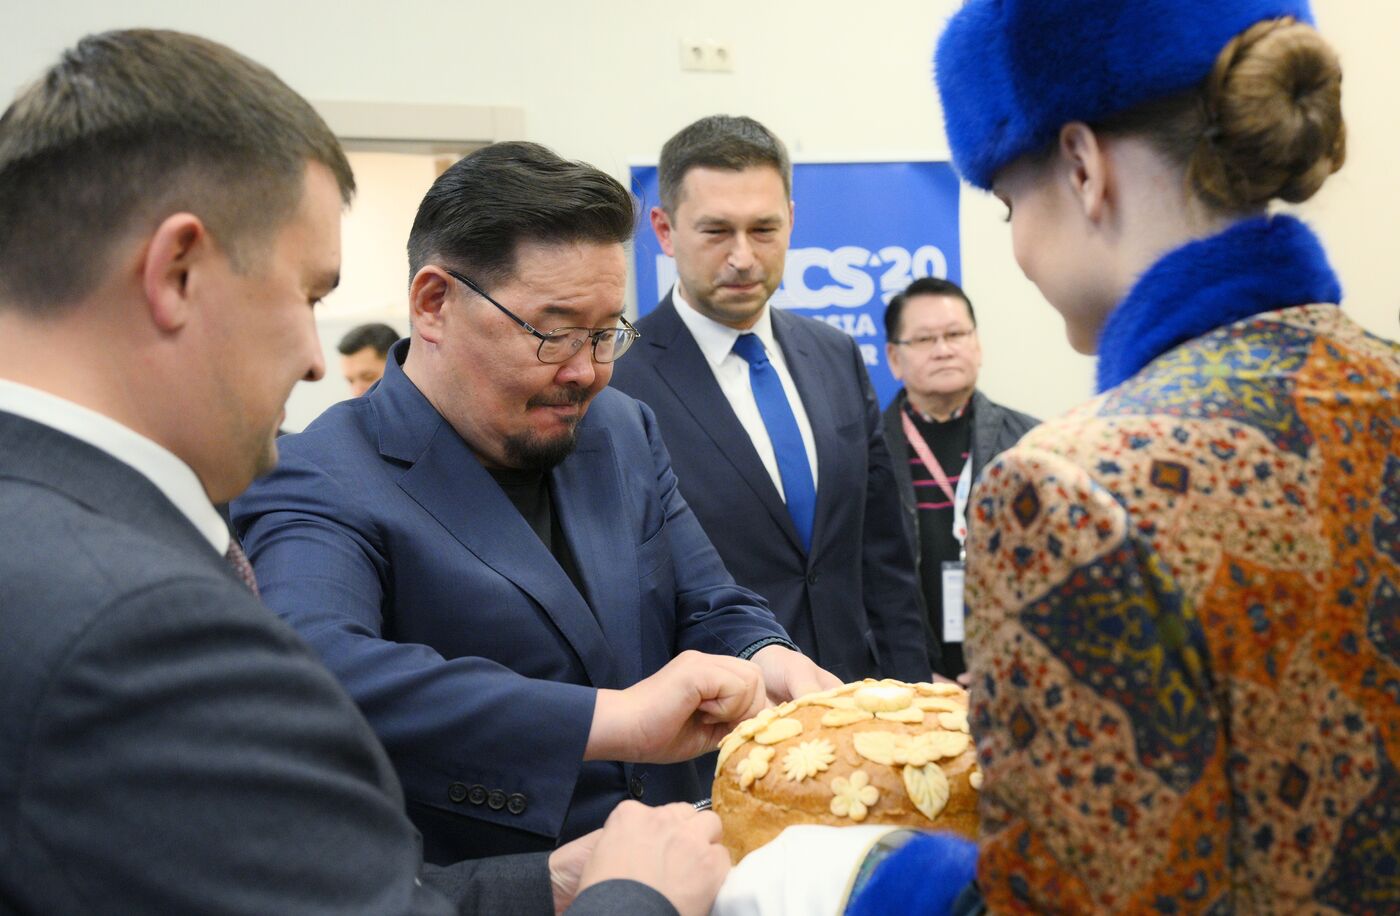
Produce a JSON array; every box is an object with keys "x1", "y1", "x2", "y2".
[
  {"x1": 901, "y1": 388, "x2": 971, "y2": 423},
  {"x1": 0, "y1": 379, "x2": 230, "y2": 554},
  {"x1": 671, "y1": 284, "x2": 779, "y2": 368}
]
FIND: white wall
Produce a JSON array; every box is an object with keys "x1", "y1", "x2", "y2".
[
  {"x1": 4, "y1": 1, "x2": 1396, "y2": 426},
  {"x1": 278, "y1": 151, "x2": 429, "y2": 429}
]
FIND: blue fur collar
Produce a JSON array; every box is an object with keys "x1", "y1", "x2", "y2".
[{"x1": 1095, "y1": 215, "x2": 1341, "y2": 393}]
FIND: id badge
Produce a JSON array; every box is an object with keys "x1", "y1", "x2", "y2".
[{"x1": 941, "y1": 561, "x2": 965, "y2": 643}]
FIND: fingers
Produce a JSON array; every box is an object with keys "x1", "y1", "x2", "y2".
[
  {"x1": 591, "y1": 652, "x2": 766, "y2": 762},
  {"x1": 694, "y1": 807, "x2": 723, "y2": 842},
  {"x1": 671, "y1": 651, "x2": 765, "y2": 723},
  {"x1": 581, "y1": 801, "x2": 730, "y2": 916},
  {"x1": 811, "y1": 665, "x2": 843, "y2": 691},
  {"x1": 779, "y1": 667, "x2": 825, "y2": 699},
  {"x1": 695, "y1": 682, "x2": 767, "y2": 725},
  {"x1": 548, "y1": 827, "x2": 606, "y2": 915},
  {"x1": 750, "y1": 645, "x2": 841, "y2": 702},
  {"x1": 590, "y1": 651, "x2": 839, "y2": 764},
  {"x1": 628, "y1": 801, "x2": 723, "y2": 841}
]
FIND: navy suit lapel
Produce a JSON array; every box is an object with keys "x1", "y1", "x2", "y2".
[
  {"x1": 643, "y1": 297, "x2": 803, "y2": 553},
  {"x1": 771, "y1": 309, "x2": 843, "y2": 561},
  {"x1": 375, "y1": 349, "x2": 618, "y2": 690},
  {"x1": 549, "y1": 427, "x2": 633, "y2": 688}
]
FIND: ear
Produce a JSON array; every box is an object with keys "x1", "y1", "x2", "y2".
[
  {"x1": 885, "y1": 341, "x2": 905, "y2": 381},
  {"x1": 650, "y1": 206, "x2": 676, "y2": 257},
  {"x1": 408, "y1": 266, "x2": 453, "y2": 345},
  {"x1": 788, "y1": 198, "x2": 796, "y2": 233},
  {"x1": 1058, "y1": 122, "x2": 1111, "y2": 224},
  {"x1": 141, "y1": 213, "x2": 209, "y2": 333}
]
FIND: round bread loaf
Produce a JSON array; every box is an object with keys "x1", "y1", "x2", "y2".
[{"x1": 712, "y1": 679, "x2": 981, "y2": 862}]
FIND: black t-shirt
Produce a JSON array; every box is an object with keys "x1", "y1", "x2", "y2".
[
  {"x1": 486, "y1": 466, "x2": 589, "y2": 609},
  {"x1": 904, "y1": 400, "x2": 973, "y2": 678}
]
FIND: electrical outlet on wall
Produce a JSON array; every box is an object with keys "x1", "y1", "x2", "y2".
[
  {"x1": 705, "y1": 41, "x2": 733, "y2": 72},
  {"x1": 678, "y1": 39, "x2": 734, "y2": 73}
]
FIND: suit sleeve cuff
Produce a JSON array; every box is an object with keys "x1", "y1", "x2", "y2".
[
  {"x1": 567, "y1": 879, "x2": 679, "y2": 916},
  {"x1": 737, "y1": 636, "x2": 800, "y2": 660}
]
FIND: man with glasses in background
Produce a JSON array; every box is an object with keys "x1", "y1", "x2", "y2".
[
  {"x1": 233, "y1": 141, "x2": 836, "y2": 866},
  {"x1": 882, "y1": 277, "x2": 1038, "y2": 679}
]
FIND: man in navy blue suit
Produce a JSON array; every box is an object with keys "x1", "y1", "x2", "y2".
[
  {"x1": 611, "y1": 116, "x2": 933, "y2": 684},
  {"x1": 233, "y1": 141, "x2": 838, "y2": 865}
]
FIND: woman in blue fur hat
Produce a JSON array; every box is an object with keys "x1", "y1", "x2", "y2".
[{"x1": 842, "y1": 1, "x2": 1400, "y2": 913}]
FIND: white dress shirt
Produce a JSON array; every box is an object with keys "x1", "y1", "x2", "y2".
[
  {"x1": 0, "y1": 378, "x2": 230, "y2": 554},
  {"x1": 671, "y1": 285, "x2": 820, "y2": 499}
]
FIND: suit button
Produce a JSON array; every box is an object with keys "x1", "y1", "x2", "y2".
[
  {"x1": 806, "y1": 572, "x2": 819, "y2": 585},
  {"x1": 447, "y1": 782, "x2": 468, "y2": 804},
  {"x1": 629, "y1": 776, "x2": 645, "y2": 799},
  {"x1": 467, "y1": 785, "x2": 487, "y2": 805},
  {"x1": 507, "y1": 793, "x2": 528, "y2": 815},
  {"x1": 487, "y1": 789, "x2": 507, "y2": 810}
]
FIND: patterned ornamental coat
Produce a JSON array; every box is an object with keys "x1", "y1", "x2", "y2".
[{"x1": 964, "y1": 218, "x2": 1400, "y2": 914}]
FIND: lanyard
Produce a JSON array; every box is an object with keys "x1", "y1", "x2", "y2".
[{"x1": 901, "y1": 408, "x2": 972, "y2": 550}]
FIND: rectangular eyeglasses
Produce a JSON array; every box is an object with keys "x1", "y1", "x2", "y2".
[{"x1": 443, "y1": 267, "x2": 640, "y2": 364}]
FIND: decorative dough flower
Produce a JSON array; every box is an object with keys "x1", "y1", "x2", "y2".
[
  {"x1": 782, "y1": 739, "x2": 836, "y2": 782},
  {"x1": 830, "y1": 769, "x2": 880, "y2": 821},
  {"x1": 737, "y1": 746, "x2": 776, "y2": 790}
]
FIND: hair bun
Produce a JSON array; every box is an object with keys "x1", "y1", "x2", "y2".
[{"x1": 1191, "y1": 18, "x2": 1346, "y2": 210}]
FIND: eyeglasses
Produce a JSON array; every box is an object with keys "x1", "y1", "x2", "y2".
[
  {"x1": 890, "y1": 328, "x2": 976, "y2": 350},
  {"x1": 443, "y1": 267, "x2": 641, "y2": 364}
]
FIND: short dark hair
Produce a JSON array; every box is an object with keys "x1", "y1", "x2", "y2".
[
  {"x1": 657, "y1": 115, "x2": 791, "y2": 213},
  {"x1": 337, "y1": 323, "x2": 400, "y2": 357},
  {"x1": 884, "y1": 277, "x2": 976, "y2": 340},
  {"x1": 0, "y1": 29, "x2": 355, "y2": 314},
  {"x1": 407, "y1": 141, "x2": 636, "y2": 289}
]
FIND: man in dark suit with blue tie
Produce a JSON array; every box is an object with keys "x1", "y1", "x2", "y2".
[
  {"x1": 0, "y1": 30, "x2": 729, "y2": 915},
  {"x1": 611, "y1": 116, "x2": 933, "y2": 684},
  {"x1": 233, "y1": 141, "x2": 838, "y2": 866}
]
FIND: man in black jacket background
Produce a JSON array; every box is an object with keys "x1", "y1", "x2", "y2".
[{"x1": 882, "y1": 277, "x2": 1039, "y2": 678}]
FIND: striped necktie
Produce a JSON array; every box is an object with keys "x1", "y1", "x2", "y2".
[{"x1": 224, "y1": 538, "x2": 260, "y2": 597}]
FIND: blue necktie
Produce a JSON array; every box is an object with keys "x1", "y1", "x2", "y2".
[{"x1": 732, "y1": 333, "x2": 815, "y2": 551}]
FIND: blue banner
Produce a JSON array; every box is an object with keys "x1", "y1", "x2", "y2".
[{"x1": 630, "y1": 160, "x2": 961, "y2": 407}]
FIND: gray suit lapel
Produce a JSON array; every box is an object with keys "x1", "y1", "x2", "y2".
[{"x1": 0, "y1": 411, "x2": 235, "y2": 585}]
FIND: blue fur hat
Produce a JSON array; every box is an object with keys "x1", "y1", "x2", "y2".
[{"x1": 934, "y1": 0, "x2": 1316, "y2": 190}]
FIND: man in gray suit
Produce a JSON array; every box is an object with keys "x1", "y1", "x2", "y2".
[
  {"x1": 0, "y1": 29, "x2": 726, "y2": 915},
  {"x1": 882, "y1": 277, "x2": 1038, "y2": 679}
]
